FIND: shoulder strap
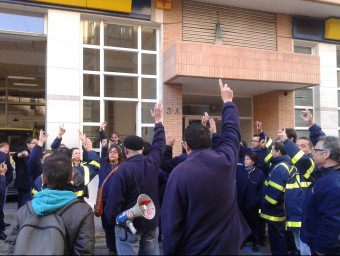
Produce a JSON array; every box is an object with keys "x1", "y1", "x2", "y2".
[
  {"x1": 99, "y1": 165, "x2": 120, "y2": 191},
  {"x1": 56, "y1": 198, "x2": 83, "y2": 216}
]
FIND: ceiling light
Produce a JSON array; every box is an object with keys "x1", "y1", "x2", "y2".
[
  {"x1": 8, "y1": 76, "x2": 37, "y2": 80},
  {"x1": 13, "y1": 83, "x2": 39, "y2": 87}
]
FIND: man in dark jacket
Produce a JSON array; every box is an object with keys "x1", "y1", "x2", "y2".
[
  {"x1": 0, "y1": 161, "x2": 8, "y2": 240},
  {"x1": 301, "y1": 135, "x2": 340, "y2": 255},
  {"x1": 161, "y1": 80, "x2": 251, "y2": 255},
  {"x1": 1, "y1": 153, "x2": 95, "y2": 255},
  {"x1": 105, "y1": 103, "x2": 165, "y2": 255}
]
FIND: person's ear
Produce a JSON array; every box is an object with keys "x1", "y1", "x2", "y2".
[
  {"x1": 323, "y1": 150, "x2": 330, "y2": 159},
  {"x1": 185, "y1": 143, "x2": 191, "y2": 154},
  {"x1": 42, "y1": 174, "x2": 46, "y2": 184}
]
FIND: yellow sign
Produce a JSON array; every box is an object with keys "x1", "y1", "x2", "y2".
[
  {"x1": 325, "y1": 18, "x2": 340, "y2": 41},
  {"x1": 155, "y1": 0, "x2": 171, "y2": 10},
  {"x1": 27, "y1": 0, "x2": 132, "y2": 13}
]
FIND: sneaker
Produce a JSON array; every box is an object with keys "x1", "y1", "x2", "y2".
[{"x1": 0, "y1": 231, "x2": 7, "y2": 241}]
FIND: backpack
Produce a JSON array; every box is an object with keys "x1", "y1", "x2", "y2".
[{"x1": 13, "y1": 199, "x2": 81, "y2": 255}]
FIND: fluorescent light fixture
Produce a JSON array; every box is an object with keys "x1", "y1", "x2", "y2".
[
  {"x1": 13, "y1": 83, "x2": 39, "y2": 87},
  {"x1": 8, "y1": 76, "x2": 37, "y2": 80}
]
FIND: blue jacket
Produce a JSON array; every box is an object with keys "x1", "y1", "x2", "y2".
[
  {"x1": 260, "y1": 155, "x2": 291, "y2": 222},
  {"x1": 236, "y1": 166, "x2": 265, "y2": 210},
  {"x1": 13, "y1": 148, "x2": 31, "y2": 190},
  {"x1": 0, "y1": 152, "x2": 13, "y2": 186},
  {"x1": 161, "y1": 102, "x2": 251, "y2": 255},
  {"x1": 284, "y1": 139, "x2": 315, "y2": 230},
  {"x1": 309, "y1": 124, "x2": 326, "y2": 146},
  {"x1": 104, "y1": 123, "x2": 165, "y2": 233},
  {"x1": 98, "y1": 146, "x2": 119, "y2": 202},
  {"x1": 301, "y1": 165, "x2": 340, "y2": 255}
]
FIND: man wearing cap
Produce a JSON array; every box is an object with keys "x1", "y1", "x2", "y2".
[{"x1": 104, "y1": 103, "x2": 165, "y2": 255}]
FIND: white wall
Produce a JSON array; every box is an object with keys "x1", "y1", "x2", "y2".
[
  {"x1": 315, "y1": 43, "x2": 339, "y2": 136},
  {"x1": 45, "y1": 9, "x2": 82, "y2": 149}
]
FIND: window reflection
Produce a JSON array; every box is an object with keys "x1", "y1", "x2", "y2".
[
  {"x1": 83, "y1": 74, "x2": 100, "y2": 97},
  {"x1": 104, "y1": 24, "x2": 137, "y2": 48},
  {"x1": 0, "y1": 12, "x2": 44, "y2": 34},
  {"x1": 104, "y1": 50, "x2": 137, "y2": 73},
  {"x1": 83, "y1": 48, "x2": 100, "y2": 71},
  {"x1": 142, "y1": 28, "x2": 156, "y2": 51},
  {"x1": 104, "y1": 76, "x2": 137, "y2": 98},
  {"x1": 83, "y1": 100, "x2": 100, "y2": 122},
  {"x1": 83, "y1": 21, "x2": 100, "y2": 45},
  {"x1": 142, "y1": 78, "x2": 156, "y2": 99},
  {"x1": 141, "y1": 53, "x2": 156, "y2": 75}
]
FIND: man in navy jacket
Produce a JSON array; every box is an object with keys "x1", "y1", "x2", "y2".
[
  {"x1": 161, "y1": 80, "x2": 250, "y2": 255},
  {"x1": 105, "y1": 103, "x2": 165, "y2": 255}
]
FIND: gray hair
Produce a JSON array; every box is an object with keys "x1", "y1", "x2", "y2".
[{"x1": 318, "y1": 136, "x2": 340, "y2": 162}]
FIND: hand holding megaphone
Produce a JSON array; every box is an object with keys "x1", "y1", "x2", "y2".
[{"x1": 116, "y1": 194, "x2": 156, "y2": 234}]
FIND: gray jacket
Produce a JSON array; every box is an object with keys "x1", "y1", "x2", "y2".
[{"x1": 1, "y1": 200, "x2": 95, "y2": 255}]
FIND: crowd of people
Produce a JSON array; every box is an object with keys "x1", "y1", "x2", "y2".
[{"x1": 0, "y1": 79, "x2": 339, "y2": 255}]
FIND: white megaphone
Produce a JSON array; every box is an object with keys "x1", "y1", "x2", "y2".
[{"x1": 116, "y1": 194, "x2": 156, "y2": 234}]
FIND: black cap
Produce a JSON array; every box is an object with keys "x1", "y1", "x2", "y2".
[{"x1": 123, "y1": 136, "x2": 144, "y2": 150}]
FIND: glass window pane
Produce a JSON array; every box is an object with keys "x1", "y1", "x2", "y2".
[
  {"x1": 83, "y1": 48, "x2": 100, "y2": 71},
  {"x1": 295, "y1": 89, "x2": 313, "y2": 106},
  {"x1": 337, "y1": 49, "x2": 340, "y2": 68},
  {"x1": 83, "y1": 126, "x2": 101, "y2": 148},
  {"x1": 104, "y1": 76, "x2": 137, "y2": 98},
  {"x1": 142, "y1": 78, "x2": 156, "y2": 99},
  {"x1": 141, "y1": 127, "x2": 154, "y2": 144},
  {"x1": 142, "y1": 53, "x2": 156, "y2": 75},
  {"x1": 83, "y1": 21, "x2": 100, "y2": 45},
  {"x1": 296, "y1": 130, "x2": 309, "y2": 138},
  {"x1": 338, "y1": 110, "x2": 340, "y2": 127},
  {"x1": 83, "y1": 100, "x2": 100, "y2": 122},
  {"x1": 83, "y1": 74, "x2": 100, "y2": 97},
  {"x1": 0, "y1": 12, "x2": 44, "y2": 34},
  {"x1": 338, "y1": 90, "x2": 340, "y2": 107},
  {"x1": 104, "y1": 50, "x2": 137, "y2": 73},
  {"x1": 294, "y1": 45, "x2": 312, "y2": 55},
  {"x1": 142, "y1": 28, "x2": 156, "y2": 51},
  {"x1": 295, "y1": 109, "x2": 313, "y2": 127},
  {"x1": 142, "y1": 102, "x2": 156, "y2": 123},
  {"x1": 338, "y1": 71, "x2": 340, "y2": 88},
  {"x1": 104, "y1": 24, "x2": 137, "y2": 49},
  {"x1": 104, "y1": 101, "x2": 136, "y2": 138}
]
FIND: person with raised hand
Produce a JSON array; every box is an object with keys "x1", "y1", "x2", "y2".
[{"x1": 161, "y1": 79, "x2": 250, "y2": 255}]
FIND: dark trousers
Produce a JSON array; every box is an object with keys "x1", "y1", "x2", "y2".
[
  {"x1": 0, "y1": 188, "x2": 6, "y2": 231},
  {"x1": 259, "y1": 217, "x2": 267, "y2": 243},
  {"x1": 267, "y1": 220, "x2": 287, "y2": 255},
  {"x1": 101, "y1": 201, "x2": 116, "y2": 252},
  {"x1": 17, "y1": 188, "x2": 32, "y2": 209},
  {"x1": 242, "y1": 208, "x2": 260, "y2": 246}
]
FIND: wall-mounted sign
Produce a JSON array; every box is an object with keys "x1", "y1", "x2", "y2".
[
  {"x1": 27, "y1": 0, "x2": 132, "y2": 13},
  {"x1": 155, "y1": 0, "x2": 171, "y2": 10}
]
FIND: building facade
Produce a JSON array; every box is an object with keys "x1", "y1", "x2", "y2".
[{"x1": 0, "y1": 0, "x2": 340, "y2": 158}]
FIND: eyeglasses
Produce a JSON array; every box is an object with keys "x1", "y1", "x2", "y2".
[
  {"x1": 251, "y1": 140, "x2": 260, "y2": 142},
  {"x1": 312, "y1": 148, "x2": 325, "y2": 152},
  {"x1": 244, "y1": 158, "x2": 252, "y2": 161},
  {"x1": 181, "y1": 141, "x2": 186, "y2": 147}
]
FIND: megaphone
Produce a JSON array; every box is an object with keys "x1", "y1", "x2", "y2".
[{"x1": 116, "y1": 194, "x2": 156, "y2": 234}]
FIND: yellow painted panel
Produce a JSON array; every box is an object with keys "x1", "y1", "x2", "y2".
[
  {"x1": 325, "y1": 18, "x2": 340, "y2": 40},
  {"x1": 87, "y1": 0, "x2": 132, "y2": 13},
  {"x1": 155, "y1": 0, "x2": 171, "y2": 10},
  {"x1": 28, "y1": 0, "x2": 86, "y2": 8}
]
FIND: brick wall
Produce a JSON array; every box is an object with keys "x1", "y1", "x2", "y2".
[
  {"x1": 277, "y1": 14, "x2": 292, "y2": 52},
  {"x1": 253, "y1": 90, "x2": 294, "y2": 140}
]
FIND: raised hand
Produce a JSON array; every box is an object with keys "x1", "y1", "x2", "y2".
[
  {"x1": 79, "y1": 130, "x2": 87, "y2": 145},
  {"x1": 38, "y1": 129, "x2": 48, "y2": 147},
  {"x1": 201, "y1": 112, "x2": 210, "y2": 126},
  {"x1": 276, "y1": 128, "x2": 287, "y2": 142},
  {"x1": 255, "y1": 121, "x2": 263, "y2": 133},
  {"x1": 219, "y1": 79, "x2": 233, "y2": 103},
  {"x1": 300, "y1": 108, "x2": 313, "y2": 126},
  {"x1": 209, "y1": 118, "x2": 217, "y2": 134},
  {"x1": 58, "y1": 123, "x2": 66, "y2": 138},
  {"x1": 99, "y1": 121, "x2": 108, "y2": 131},
  {"x1": 0, "y1": 162, "x2": 7, "y2": 176},
  {"x1": 151, "y1": 103, "x2": 163, "y2": 124},
  {"x1": 166, "y1": 132, "x2": 175, "y2": 146}
]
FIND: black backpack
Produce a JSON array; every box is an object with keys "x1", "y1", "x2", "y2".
[{"x1": 13, "y1": 199, "x2": 81, "y2": 255}]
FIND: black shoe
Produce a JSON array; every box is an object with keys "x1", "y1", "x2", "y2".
[
  {"x1": 252, "y1": 244, "x2": 259, "y2": 252},
  {"x1": 0, "y1": 231, "x2": 7, "y2": 240},
  {"x1": 4, "y1": 223, "x2": 10, "y2": 227}
]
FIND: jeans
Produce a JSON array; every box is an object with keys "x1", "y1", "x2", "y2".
[
  {"x1": 115, "y1": 225, "x2": 160, "y2": 255},
  {"x1": 292, "y1": 230, "x2": 311, "y2": 255}
]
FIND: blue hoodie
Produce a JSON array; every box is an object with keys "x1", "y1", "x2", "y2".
[{"x1": 32, "y1": 188, "x2": 77, "y2": 216}]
